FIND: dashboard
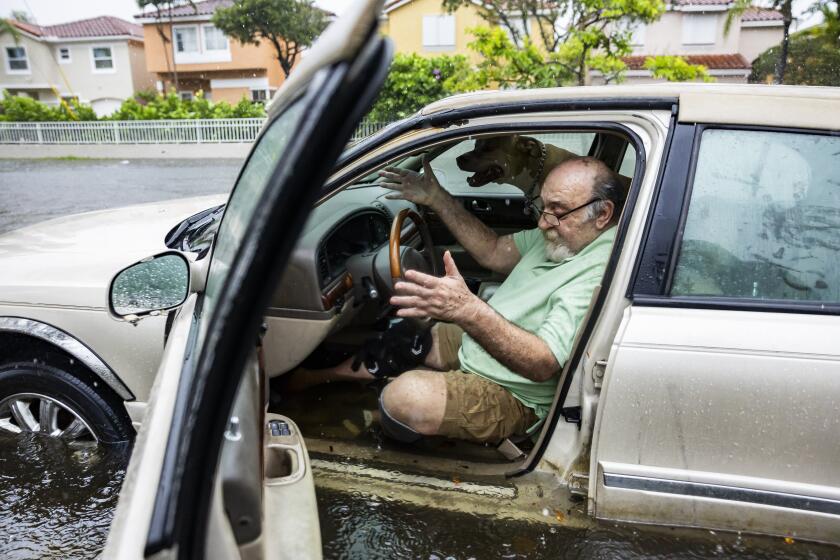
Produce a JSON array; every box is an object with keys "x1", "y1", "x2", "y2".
[
  {"x1": 317, "y1": 211, "x2": 391, "y2": 288},
  {"x1": 267, "y1": 187, "x2": 416, "y2": 315}
]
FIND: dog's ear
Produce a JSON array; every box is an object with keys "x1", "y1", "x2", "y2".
[{"x1": 515, "y1": 136, "x2": 541, "y2": 159}]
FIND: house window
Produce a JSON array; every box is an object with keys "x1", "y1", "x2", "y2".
[
  {"x1": 630, "y1": 22, "x2": 646, "y2": 47},
  {"x1": 174, "y1": 26, "x2": 199, "y2": 53},
  {"x1": 202, "y1": 25, "x2": 228, "y2": 51},
  {"x1": 682, "y1": 14, "x2": 717, "y2": 45},
  {"x1": 91, "y1": 46, "x2": 114, "y2": 71},
  {"x1": 57, "y1": 47, "x2": 71, "y2": 63},
  {"x1": 251, "y1": 89, "x2": 268, "y2": 103},
  {"x1": 422, "y1": 14, "x2": 456, "y2": 48},
  {"x1": 179, "y1": 91, "x2": 194, "y2": 101},
  {"x1": 5, "y1": 46, "x2": 29, "y2": 73}
]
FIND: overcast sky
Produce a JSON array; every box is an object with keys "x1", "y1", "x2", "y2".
[
  {"x1": 0, "y1": 0, "x2": 356, "y2": 24},
  {"x1": 0, "y1": 0, "x2": 822, "y2": 30}
]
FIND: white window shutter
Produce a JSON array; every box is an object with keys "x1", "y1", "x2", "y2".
[
  {"x1": 422, "y1": 15, "x2": 438, "y2": 46},
  {"x1": 439, "y1": 15, "x2": 456, "y2": 46}
]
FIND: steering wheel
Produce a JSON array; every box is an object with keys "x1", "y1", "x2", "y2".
[{"x1": 380, "y1": 209, "x2": 439, "y2": 293}]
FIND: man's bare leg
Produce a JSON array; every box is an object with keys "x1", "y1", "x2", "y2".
[
  {"x1": 282, "y1": 358, "x2": 375, "y2": 393},
  {"x1": 281, "y1": 327, "x2": 445, "y2": 393}
]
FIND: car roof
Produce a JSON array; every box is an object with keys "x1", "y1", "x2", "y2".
[{"x1": 421, "y1": 84, "x2": 840, "y2": 131}]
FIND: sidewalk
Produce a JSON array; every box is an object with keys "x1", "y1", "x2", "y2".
[{"x1": 0, "y1": 143, "x2": 252, "y2": 159}]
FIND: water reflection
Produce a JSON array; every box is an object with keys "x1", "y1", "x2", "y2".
[
  {"x1": 0, "y1": 432, "x2": 128, "y2": 559},
  {"x1": 316, "y1": 487, "x2": 837, "y2": 560}
]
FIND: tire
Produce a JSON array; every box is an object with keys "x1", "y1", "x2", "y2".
[{"x1": 0, "y1": 362, "x2": 134, "y2": 444}]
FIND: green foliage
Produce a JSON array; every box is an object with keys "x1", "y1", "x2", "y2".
[
  {"x1": 461, "y1": 27, "x2": 570, "y2": 88},
  {"x1": 0, "y1": 92, "x2": 98, "y2": 121},
  {"x1": 749, "y1": 24, "x2": 840, "y2": 86},
  {"x1": 367, "y1": 53, "x2": 475, "y2": 121},
  {"x1": 1, "y1": 18, "x2": 21, "y2": 43},
  {"x1": 0, "y1": 90, "x2": 266, "y2": 121},
  {"x1": 444, "y1": 0, "x2": 675, "y2": 85},
  {"x1": 643, "y1": 55, "x2": 714, "y2": 82},
  {"x1": 213, "y1": 0, "x2": 328, "y2": 77},
  {"x1": 109, "y1": 90, "x2": 266, "y2": 120}
]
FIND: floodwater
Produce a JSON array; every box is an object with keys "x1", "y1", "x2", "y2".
[
  {"x1": 0, "y1": 433, "x2": 129, "y2": 559},
  {"x1": 2, "y1": 430, "x2": 839, "y2": 559},
  {"x1": 0, "y1": 158, "x2": 241, "y2": 234}
]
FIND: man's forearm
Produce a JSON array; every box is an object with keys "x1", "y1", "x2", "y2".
[
  {"x1": 459, "y1": 300, "x2": 560, "y2": 383},
  {"x1": 429, "y1": 190, "x2": 506, "y2": 272}
]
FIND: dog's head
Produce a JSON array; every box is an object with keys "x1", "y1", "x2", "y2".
[{"x1": 455, "y1": 135, "x2": 543, "y2": 188}]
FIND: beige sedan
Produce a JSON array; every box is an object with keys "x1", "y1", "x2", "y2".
[{"x1": 5, "y1": 1, "x2": 840, "y2": 556}]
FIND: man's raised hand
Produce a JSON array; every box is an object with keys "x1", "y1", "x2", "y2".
[
  {"x1": 390, "y1": 250, "x2": 483, "y2": 325},
  {"x1": 378, "y1": 156, "x2": 445, "y2": 209}
]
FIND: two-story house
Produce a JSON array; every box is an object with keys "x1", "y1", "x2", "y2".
[
  {"x1": 616, "y1": 2, "x2": 784, "y2": 83},
  {"x1": 381, "y1": 0, "x2": 783, "y2": 83},
  {"x1": 135, "y1": 0, "x2": 288, "y2": 103},
  {"x1": 1, "y1": 16, "x2": 154, "y2": 116},
  {"x1": 381, "y1": 0, "x2": 546, "y2": 61}
]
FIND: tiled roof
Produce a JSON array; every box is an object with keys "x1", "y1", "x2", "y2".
[
  {"x1": 10, "y1": 20, "x2": 43, "y2": 36},
  {"x1": 741, "y1": 7, "x2": 784, "y2": 21},
  {"x1": 670, "y1": 0, "x2": 732, "y2": 5},
  {"x1": 11, "y1": 16, "x2": 143, "y2": 39},
  {"x1": 136, "y1": 0, "x2": 233, "y2": 19},
  {"x1": 624, "y1": 53, "x2": 750, "y2": 70}
]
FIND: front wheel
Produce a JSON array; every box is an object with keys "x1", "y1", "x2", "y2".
[{"x1": 0, "y1": 362, "x2": 134, "y2": 445}]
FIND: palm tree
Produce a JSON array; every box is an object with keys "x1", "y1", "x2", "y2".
[{"x1": 725, "y1": 0, "x2": 794, "y2": 84}]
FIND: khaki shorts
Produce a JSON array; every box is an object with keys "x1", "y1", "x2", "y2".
[{"x1": 425, "y1": 322, "x2": 539, "y2": 444}]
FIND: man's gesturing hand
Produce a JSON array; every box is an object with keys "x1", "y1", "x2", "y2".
[
  {"x1": 390, "y1": 251, "x2": 483, "y2": 324},
  {"x1": 379, "y1": 156, "x2": 446, "y2": 209}
]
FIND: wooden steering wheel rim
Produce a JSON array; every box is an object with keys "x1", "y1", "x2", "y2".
[{"x1": 389, "y1": 208, "x2": 433, "y2": 281}]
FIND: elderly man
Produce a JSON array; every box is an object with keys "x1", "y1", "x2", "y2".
[{"x1": 290, "y1": 154, "x2": 624, "y2": 444}]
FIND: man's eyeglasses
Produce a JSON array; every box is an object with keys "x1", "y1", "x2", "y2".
[{"x1": 528, "y1": 197, "x2": 600, "y2": 226}]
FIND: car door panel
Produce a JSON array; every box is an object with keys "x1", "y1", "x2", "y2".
[
  {"x1": 263, "y1": 413, "x2": 321, "y2": 559},
  {"x1": 105, "y1": 1, "x2": 391, "y2": 557},
  {"x1": 594, "y1": 306, "x2": 840, "y2": 541}
]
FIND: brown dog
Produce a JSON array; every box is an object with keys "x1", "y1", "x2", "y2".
[{"x1": 455, "y1": 135, "x2": 578, "y2": 199}]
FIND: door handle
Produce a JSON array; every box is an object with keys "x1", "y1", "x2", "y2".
[{"x1": 471, "y1": 199, "x2": 492, "y2": 213}]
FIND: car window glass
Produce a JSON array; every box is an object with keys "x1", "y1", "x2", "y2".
[
  {"x1": 671, "y1": 129, "x2": 840, "y2": 303},
  {"x1": 429, "y1": 132, "x2": 596, "y2": 196},
  {"x1": 203, "y1": 97, "x2": 305, "y2": 315},
  {"x1": 618, "y1": 143, "x2": 636, "y2": 177}
]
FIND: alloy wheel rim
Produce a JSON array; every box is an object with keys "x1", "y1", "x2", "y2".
[{"x1": 0, "y1": 393, "x2": 98, "y2": 444}]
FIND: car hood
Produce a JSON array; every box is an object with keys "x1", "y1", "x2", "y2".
[{"x1": 0, "y1": 195, "x2": 228, "y2": 309}]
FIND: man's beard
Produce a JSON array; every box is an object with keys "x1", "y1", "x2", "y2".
[{"x1": 543, "y1": 229, "x2": 577, "y2": 262}]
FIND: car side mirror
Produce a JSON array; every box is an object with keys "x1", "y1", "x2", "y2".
[{"x1": 109, "y1": 252, "x2": 191, "y2": 322}]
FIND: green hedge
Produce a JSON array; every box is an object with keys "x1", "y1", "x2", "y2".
[{"x1": 0, "y1": 89, "x2": 266, "y2": 121}]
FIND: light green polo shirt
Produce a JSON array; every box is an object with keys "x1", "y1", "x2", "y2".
[{"x1": 457, "y1": 226, "x2": 616, "y2": 422}]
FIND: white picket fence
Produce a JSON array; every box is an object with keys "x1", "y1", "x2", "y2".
[{"x1": 0, "y1": 118, "x2": 391, "y2": 145}]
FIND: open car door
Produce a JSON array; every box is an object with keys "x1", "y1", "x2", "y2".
[{"x1": 103, "y1": 1, "x2": 391, "y2": 558}]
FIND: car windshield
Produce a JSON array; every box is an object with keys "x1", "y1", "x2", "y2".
[{"x1": 165, "y1": 204, "x2": 226, "y2": 256}]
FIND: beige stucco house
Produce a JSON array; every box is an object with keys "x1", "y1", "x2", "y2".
[
  {"x1": 135, "y1": 0, "x2": 289, "y2": 103},
  {"x1": 0, "y1": 16, "x2": 154, "y2": 116},
  {"x1": 611, "y1": 1, "x2": 785, "y2": 83}
]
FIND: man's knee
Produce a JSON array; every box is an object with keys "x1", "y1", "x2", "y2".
[{"x1": 380, "y1": 371, "x2": 446, "y2": 439}]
